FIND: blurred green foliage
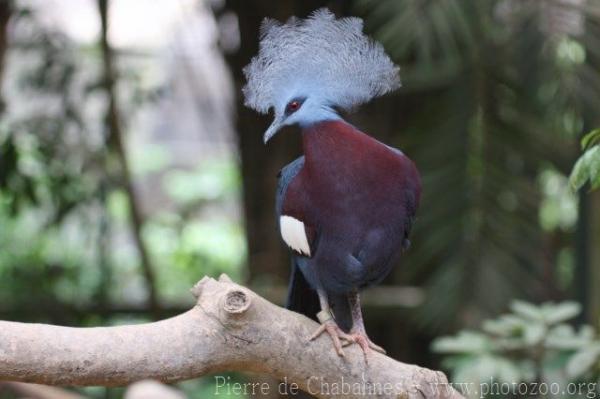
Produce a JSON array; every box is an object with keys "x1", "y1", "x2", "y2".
[
  {"x1": 0, "y1": 2, "x2": 247, "y2": 397},
  {"x1": 539, "y1": 168, "x2": 578, "y2": 232},
  {"x1": 74, "y1": 373, "x2": 247, "y2": 399},
  {"x1": 433, "y1": 300, "x2": 600, "y2": 397},
  {"x1": 0, "y1": 0, "x2": 598, "y2": 397},
  {"x1": 0, "y1": 0, "x2": 246, "y2": 314}
]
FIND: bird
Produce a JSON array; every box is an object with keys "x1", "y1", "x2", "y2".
[{"x1": 242, "y1": 9, "x2": 421, "y2": 359}]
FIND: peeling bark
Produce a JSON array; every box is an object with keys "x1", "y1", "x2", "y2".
[{"x1": 0, "y1": 275, "x2": 462, "y2": 399}]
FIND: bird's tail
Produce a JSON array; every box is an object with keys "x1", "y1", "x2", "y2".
[
  {"x1": 286, "y1": 262, "x2": 320, "y2": 322},
  {"x1": 286, "y1": 262, "x2": 352, "y2": 332},
  {"x1": 285, "y1": 266, "x2": 321, "y2": 399}
]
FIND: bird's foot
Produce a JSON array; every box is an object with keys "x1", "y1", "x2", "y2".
[
  {"x1": 342, "y1": 331, "x2": 386, "y2": 363},
  {"x1": 309, "y1": 311, "x2": 354, "y2": 357}
]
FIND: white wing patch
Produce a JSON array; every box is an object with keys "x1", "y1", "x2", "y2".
[{"x1": 280, "y1": 215, "x2": 311, "y2": 256}]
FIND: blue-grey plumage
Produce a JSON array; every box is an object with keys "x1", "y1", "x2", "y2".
[{"x1": 276, "y1": 156, "x2": 304, "y2": 218}]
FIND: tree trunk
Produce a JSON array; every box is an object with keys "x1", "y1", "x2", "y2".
[
  {"x1": 96, "y1": 0, "x2": 160, "y2": 315},
  {"x1": 0, "y1": 0, "x2": 11, "y2": 114}
]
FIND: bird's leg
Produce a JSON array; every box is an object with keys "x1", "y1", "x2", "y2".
[
  {"x1": 345, "y1": 289, "x2": 386, "y2": 359},
  {"x1": 309, "y1": 288, "x2": 354, "y2": 357}
]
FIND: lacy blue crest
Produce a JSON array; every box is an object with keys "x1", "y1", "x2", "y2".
[{"x1": 243, "y1": 8, "x2": 400, "y2": 115}]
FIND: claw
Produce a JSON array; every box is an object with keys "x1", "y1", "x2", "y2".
[
  {"x1": 343, "y1": 331, "x2": 386, "y2": 363},
  {"x1": 309, "y1": 319, "x2": 354, "y2": 357}
]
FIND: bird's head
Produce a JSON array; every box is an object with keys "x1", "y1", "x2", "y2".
[
  {"x1": 242, "y1": 9, "x2": 400, "y2": 144},
  {"x1": 263, "y1": 94, "x2": 341, "y2": 143}
]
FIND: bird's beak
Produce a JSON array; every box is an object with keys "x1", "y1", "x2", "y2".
[{"x1": 263, "y1": 117, "x2": 283, "y2": 144}]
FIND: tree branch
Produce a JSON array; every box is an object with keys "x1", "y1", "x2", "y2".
[{"x1": 0, "y1": 275, "x2": 463, "y2": 399}]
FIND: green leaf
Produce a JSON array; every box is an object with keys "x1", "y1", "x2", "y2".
[
  {"x1": 431, "y1": 331, "x2": 492, "y2": 354},
  {"x1": 581, "y1": 129, "x2": 600, "y2": 151},
  {"x1": 566, "y1": 346, "x2": 600, "y2": 379},
  {"x1": 511, "y1": 300, "x2": 544, "y2": 322},
  {"x1": 546, "y1": 335, "x2": 591, "y2": 350},
  {"x1": 570, "y1": 155, "x2": 589, "y2": 191},
  {"x1": 592, "y1": 173, "x2": 600, "y2": 190},
  {"x1": 546, "y1": 324, "x2": 595, "y2": 350},
  {"x1": 570, "y1": 146, "x2": 600, "y2": 191},
  {"x1": 590, "y1": 149, "x2": 600, "y2": 183},
  {"x1": 523, "y1": 323, "x2": 546, "y2": 345},
  {"x1": 482, "y1": 315, "x2": 526, "y2": 337},
  {"x1": 452, "y1": 355, "x2": 522, "y2": 386},
  {"x1": 542, "y1": 301, "x2": 581, "y2": 324}
]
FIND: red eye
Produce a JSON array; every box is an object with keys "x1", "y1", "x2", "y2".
[{"x1": 286, "y1": 100, "x2": 301, "y2": 114}]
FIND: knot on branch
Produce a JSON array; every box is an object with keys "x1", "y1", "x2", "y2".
[
  {"x1": 190, "y1": 274, "x2": 254, "y2": 327},
  {"x1": 224, "y1": 289, "x2": 251, "y2": 314},
  {"x1": 220, "y1": 287, "x2": 253, "y2": 329}
]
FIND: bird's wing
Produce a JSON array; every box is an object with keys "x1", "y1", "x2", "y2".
[
  {"x1": 276, "y1": 156, "x2": 315, "y2": 257},
  {"x1": 278, "y1": 158, "x2": 322, "y2": 322},
  {"x1": 389, "y1": 145, "x2": 420, "y2": 251},
  {"x1": 276, "y1": 156, "x2": 304, "y2": 217}
]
